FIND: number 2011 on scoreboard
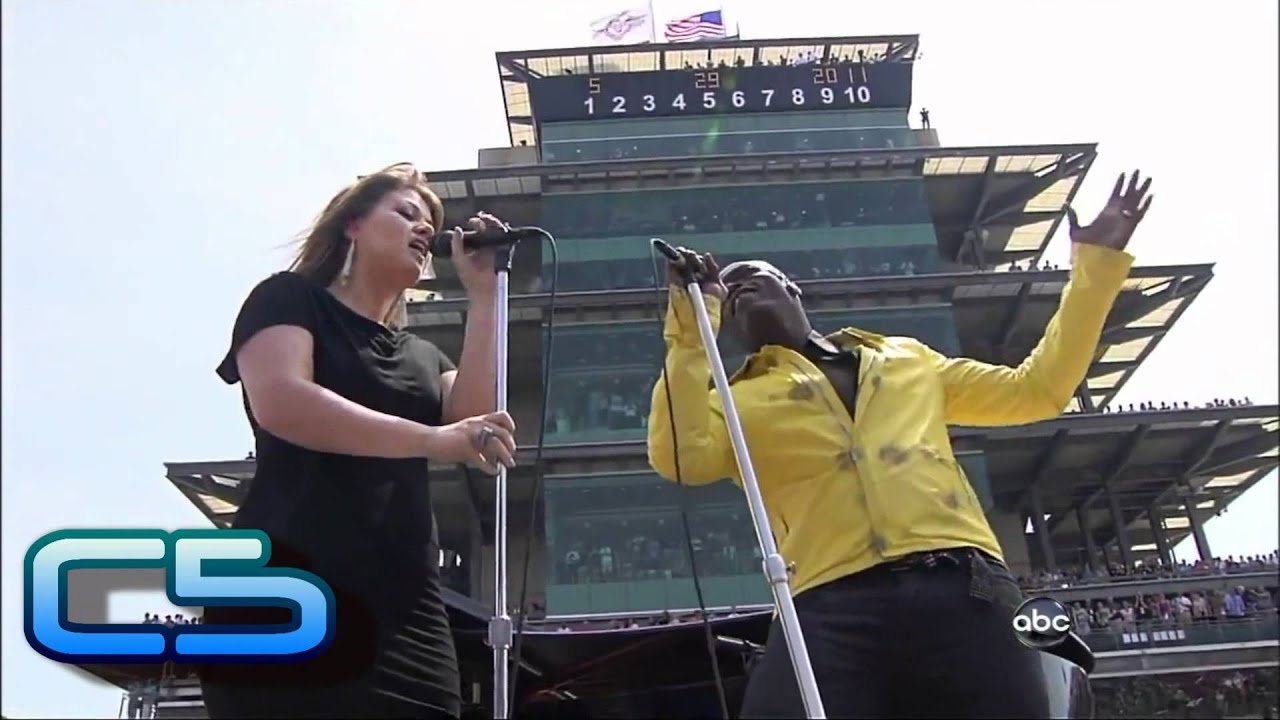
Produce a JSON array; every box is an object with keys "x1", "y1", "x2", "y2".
[{"x1": 583, "y1": 85, "x2": 873, "y2": 115}]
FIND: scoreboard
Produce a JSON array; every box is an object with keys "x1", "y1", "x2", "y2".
[{"x1": 528, "y1": 62, "x2": 912, "y2": 123}]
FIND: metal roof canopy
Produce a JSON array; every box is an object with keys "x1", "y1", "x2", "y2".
[
  {"x1": 495, "y1": 35, "x2": 920, "y2": 147},
  {"x1": 418, "y1": 143, "x2": 1097, "y2": 293},
  {"x1": 407, "y1": 262, "x2": 1213, "y2": 414},
  {"x1": 166, "y1": 405, "x2": 1276, "y2": 570}
]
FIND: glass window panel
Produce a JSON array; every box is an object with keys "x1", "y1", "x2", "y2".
[
  {"x1": 544, "y1": 473, "x2": 765, "y2": 614},
  {"x1": 959, "y1": 156, "x2": 990, "y2": 174},
  {"x1": 1205, "y1": 471, "x2": 1252, "y2": 488},
  {"x1": 543, "y1": 305, "x2": 963, "y2": 443},
  {"x1": 1103, "y1": 336, "x2": 1152, "y2": 362},
  {"x1": 808, "y1": 306, "x2": 961, "y2": 354},
  {"x1": 1162, "y1": 516, "x2": 1190, "y2": 529},
  {"x1": 540, "y1": 110, "x2": 910, "y2": 143},
  {"x1": 542, "y1": 180, "x2": 933, "y2": 240},
  {"x1": 540, "y1": 229, "x2": 942, "y2": 291},
  {"x1": 1130, "y1": 297, "x2": 1184, "y2": 328},
  {"x1": 1024, "y1": 177, "x2": 1076, "y2": 212},
  {"x1": 1121, "y1": 277, "x2": 1170, "y2": 292},
  {"x1": 995, "y1": 155, "x2": 1039, "y2": 173},
  {"x1": 1087, "y1": 370, "x2": 1127, "y2": 390},
  {"x1": 541, "y1": 126, "x2": 918, "y2": 163},
  {"x1": 1007, "y1": 220, "x2": 1054, "y2": 251}
]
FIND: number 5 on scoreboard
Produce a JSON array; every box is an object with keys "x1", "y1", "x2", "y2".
[{"x1": 24, "y1": 528, "x2": 336, "y2": 664}]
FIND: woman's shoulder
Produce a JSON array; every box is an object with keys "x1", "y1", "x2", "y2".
[{"x1": 249, "y1": 270, "x2": 322, "y2": 297}]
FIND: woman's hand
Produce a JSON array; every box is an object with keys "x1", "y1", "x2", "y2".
[
  {"x1": 449, "y1": 211, "x2": 510, "y2": 299},
  {"x1": 1067, "y1": 170, "x2": 1153, "y2": 252},
  {"x1": 666, "y1": 246, "x2": 727, "y2": 301},
  {"x1": 424, "y1": 411, "x2": 517, "y2": 474}
]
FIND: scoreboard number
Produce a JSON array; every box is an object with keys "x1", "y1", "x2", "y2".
[{"x1": 571, "y1": 65, "x2": 885, "y2": 118}]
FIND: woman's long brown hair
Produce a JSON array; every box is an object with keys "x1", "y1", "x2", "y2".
[{"x1": 290, "y1": 162, "x2": 444, "y2": 328}]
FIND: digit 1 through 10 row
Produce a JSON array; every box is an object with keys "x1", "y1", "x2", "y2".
[{"x1": 584, "y1": 86, "x2": 874, "y2": 114}]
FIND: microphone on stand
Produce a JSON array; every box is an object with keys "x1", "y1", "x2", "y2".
[
  {"x1": 651, "y1": 238, "x2": 682, "y2": 264},
  {"x1": 429, "y1": 227, "x2": 543, "y2": 259}
]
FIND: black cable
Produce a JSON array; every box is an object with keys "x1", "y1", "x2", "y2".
[
  {"x1": 648, "y1": 247, "x2": 732, "y2": 720},
  {"x1": 508, "y1": 227, "x2": 558, "y2": 715}
]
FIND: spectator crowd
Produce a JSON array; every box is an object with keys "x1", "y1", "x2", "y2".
[{"x1": 1094, "y1": 668, "x2": 1278, "y2": 719}]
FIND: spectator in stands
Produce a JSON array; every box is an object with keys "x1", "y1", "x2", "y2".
[
  {"x1": 649, "y1": 172, "x2": 1156, "y2": 718},
  {"x1": 126, "y1": 681, "x2": 144, "y2": 719}
]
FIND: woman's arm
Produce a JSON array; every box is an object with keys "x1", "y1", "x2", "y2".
[{"x1": 239, "y1": 325, "x2": 440, "y2": 458}]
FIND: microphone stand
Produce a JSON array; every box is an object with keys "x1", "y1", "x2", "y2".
[
  {"x1": 487, "y1": 244, "x2": 514, "y2": 720},
  {"x1": 675, "y1": 267, "x2": 828, "y2": 720}
]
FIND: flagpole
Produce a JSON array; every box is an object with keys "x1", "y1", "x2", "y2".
[{"x1": 648, "y1": 0, "x2": 657, "y2": 43}]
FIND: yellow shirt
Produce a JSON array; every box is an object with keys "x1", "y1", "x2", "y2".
[{"x1": 647, "y1": 243, "x2": 1134, "y2": 597}]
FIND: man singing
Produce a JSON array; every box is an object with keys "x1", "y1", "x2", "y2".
[{"x1": 648, "y1": 172, "x2": 1153, "y2": 718}]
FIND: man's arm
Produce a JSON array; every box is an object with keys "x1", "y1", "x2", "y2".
[
  {"x1": 924, "y1": 242, "x2": 1133, "y2": 426},
  {"x1": 927, "y1": 170, "x2": 1153, "y2": 426},
  {"x1": 647, "y1": 288, "x2": 736, "y2": 484}
]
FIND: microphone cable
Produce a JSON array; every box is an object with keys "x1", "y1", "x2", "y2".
[
  {"x1": 647, "y1": 245, "x2": 732, "y2": 720},
  {"x1": 452, "y1": 226, "x2": 557, "y2": 718},
  {"x1": 508, "y1": 227, "x2": 557, "y2": 716}
]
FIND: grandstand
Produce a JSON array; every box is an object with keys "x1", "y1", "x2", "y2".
[{"x1": 80, "y1": 34, "x2": 1278, "y2": 719}]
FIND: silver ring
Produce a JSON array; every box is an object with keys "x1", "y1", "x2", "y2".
[
  {"x1": 1121, "y1": 210, "x2": 1134, "y2": 218},
  {"x1": 477, "y1": 425, "x2": 495, "y2": 447}
]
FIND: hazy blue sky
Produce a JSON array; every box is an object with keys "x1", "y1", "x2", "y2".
[{"x1": 2, "y1": 0, "x2": 1276, "y2": 716}]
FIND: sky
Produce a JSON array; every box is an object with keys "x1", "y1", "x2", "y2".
[{"x1": 1, "y1": 0, "x2": 1276, "y2": 716}]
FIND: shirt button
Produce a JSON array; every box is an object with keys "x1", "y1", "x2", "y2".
[
  {"x1": 871, "y1": 534, "x2": 888, "y2": 553},
  {"x1": 850, "y1": 448, "x2": 864, "y2": 463}
]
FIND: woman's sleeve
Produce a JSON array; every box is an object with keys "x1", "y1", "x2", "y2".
[{"x1": 215, "y1": 273, "x2": 318, "y2": 384}]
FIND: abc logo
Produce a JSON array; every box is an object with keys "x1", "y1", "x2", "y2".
[{"x1": 1011, "y1": 597, "x2": 1072, "y2": 649}]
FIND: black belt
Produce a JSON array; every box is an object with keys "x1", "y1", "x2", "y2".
[{"x1": 881, "y1": 547, "x2": 1007, "y2": 573}]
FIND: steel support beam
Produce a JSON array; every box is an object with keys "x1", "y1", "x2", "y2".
[
  {"x1": 1050, "y1": 424, "x2": 1150, "y2": 534},
  {"x1": 1099, "y1": 273, "x2": 1212, "y2": 344},
  {"x1": 1105, "y1": 482, "x2": 1134, "y2": 569},
  {"x1": 1192, "y1": 431, "x2": 1280, "y2": 477},
  {"x1": 1187, "y1": 506, "x2": 1213, "y2": 562},
  {"x1": 977, "y1": 152, "x2": 1092, "y2": 227},
  {"x1": 1077, "y1": 505, "x2": 1099, "y2": 571},
  {"x1": 1017, "y1": 428, "x2": 1071, "y2": 509},
  {"x1": 1148, "y1": 507, "x2": 1173, "y2": 567}
]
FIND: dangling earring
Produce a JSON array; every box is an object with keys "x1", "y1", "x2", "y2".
[{"x1": 340, "y1": 240, "x2": 354, "y2": 285}]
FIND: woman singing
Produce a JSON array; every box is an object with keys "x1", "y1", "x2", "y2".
[
  {"x1": 200, "y1": 162, "x2": 517, "y2": 719},
  {"x1": 649, "y1": 172, "x2": 1154, "y2": 718}
]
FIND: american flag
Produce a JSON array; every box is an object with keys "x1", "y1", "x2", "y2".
[{"x1": 664, "y1": 10, "x2": 728, "y2": 43}]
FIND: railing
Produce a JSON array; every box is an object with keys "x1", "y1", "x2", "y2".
[
  {"x1": 1028, "y1": 571, "x2": 1280, "y2": 603},
  {"x1": 1024, "y1": 567, "x2": 1280, "y2": 592},
  {"x1": 1079, "y1": 615, "x2": 1279, "y2": 653},
  {"x1": 118, "y1": 692, "x2": 156, "y2": 719}
]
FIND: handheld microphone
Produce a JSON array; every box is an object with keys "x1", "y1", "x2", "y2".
[
  {"x1": 651, "y1": 238, "x2": 682, "y2": 264},
  {"x1": 429, "y1": 227, "x2": 542, "y2": 259}
]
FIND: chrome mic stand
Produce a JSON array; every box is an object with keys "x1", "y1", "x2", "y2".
[
  {"x1": 671, "y1": 257, "x2": 828, "y2": 720},
  {"x1": 487, "y1": 245, "x2": 514, "y2": 720}
]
